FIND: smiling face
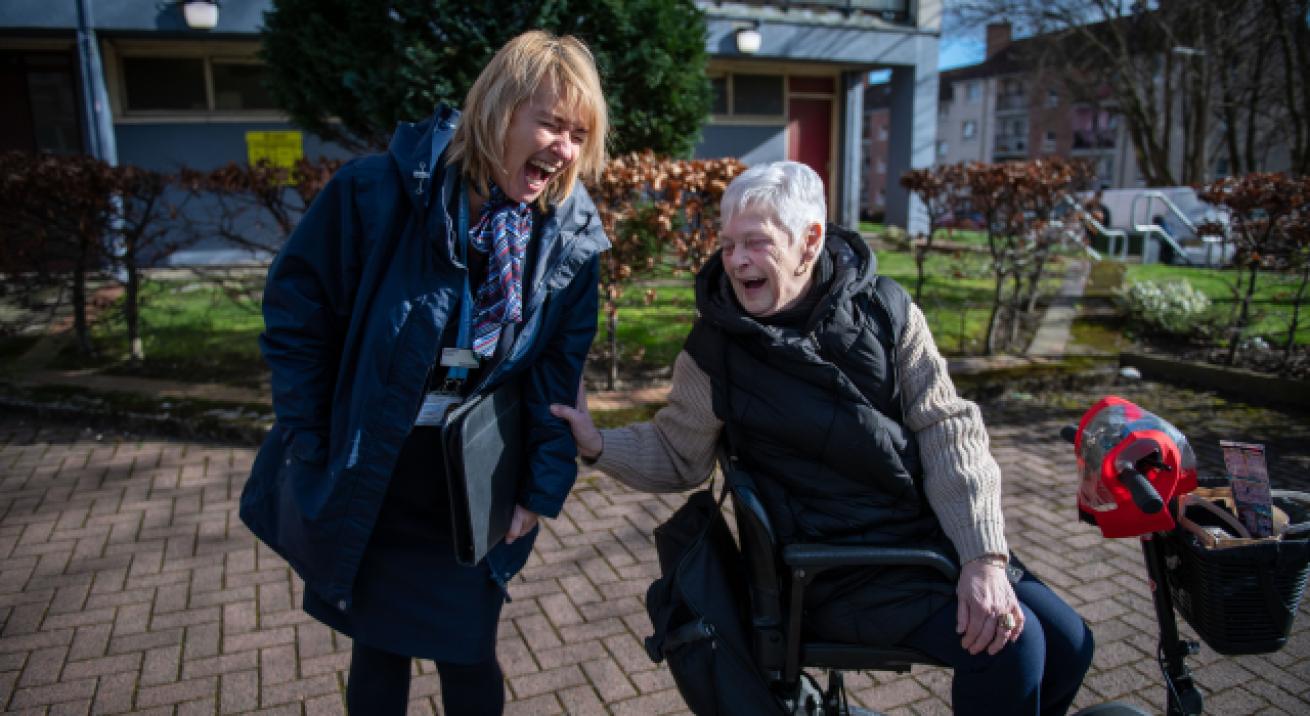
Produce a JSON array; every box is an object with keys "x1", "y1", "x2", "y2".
[
  {"x1": 496, "y1": 82, "x2": 588, "y2": 205},
  {"x1": 719, "y1": 209, "x2": 823, "y2": 317}
]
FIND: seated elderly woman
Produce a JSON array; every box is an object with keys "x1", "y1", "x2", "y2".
[{"x1": 552, "y1": 161, "x2": 1094, "y2": 715}]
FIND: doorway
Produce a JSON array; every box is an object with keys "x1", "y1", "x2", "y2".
[{"x1": 787, "y1": 96, "x2": 833, "y2": 203}]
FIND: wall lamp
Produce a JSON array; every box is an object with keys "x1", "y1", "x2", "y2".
[
  {"x1": 182, "y1": 1, "x2": 219, "y2": 30},
  {"x1": 735, "y1": 21, "x2": 762, "y2": 55}
]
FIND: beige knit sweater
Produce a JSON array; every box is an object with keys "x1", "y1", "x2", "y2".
[{"x1": 593, "y1": 302, "x2": 1007, "y2": 564}]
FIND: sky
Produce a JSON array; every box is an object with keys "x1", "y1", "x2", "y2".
[
  {"x1": 869, "y1": 16, "x2": 988, "y2": 83},
  {"x1": 940, "y1": 32, "x2": 986, "y2": 71}
]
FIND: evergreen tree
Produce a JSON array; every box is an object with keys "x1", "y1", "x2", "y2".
[{"x1": 260, "y1": 0, "x2": 711, "y2": 156}]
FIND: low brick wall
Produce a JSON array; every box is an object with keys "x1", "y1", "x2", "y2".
[{"x1": 1120, "y1": 351, "x2": 1310, "y2": 409}]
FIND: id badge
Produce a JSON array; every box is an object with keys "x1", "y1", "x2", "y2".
[
  {"x1": 440, "y1": 348, "x2": 480, "y2": 369},
  {"x1": 415, "y1": 392, "x2": 461, "y2": 427}
]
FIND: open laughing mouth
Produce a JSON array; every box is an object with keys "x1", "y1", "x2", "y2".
[
  {"x1": 741, "y1": 278, "x2": 766, "y2": 290},
  {"x1": 526, "y1": 158, "x2": 560, "y2": 184}
]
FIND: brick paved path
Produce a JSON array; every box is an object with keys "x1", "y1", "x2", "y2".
[{"x1": 2, "y1": 384, "x2": 1308, "y2": 714}]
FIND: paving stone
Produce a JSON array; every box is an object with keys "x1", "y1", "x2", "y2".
[{"x1": 4, "y1": 393, "x2": 1310, "y2": 715}]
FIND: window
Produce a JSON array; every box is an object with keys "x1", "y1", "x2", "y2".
[
  {"x1": 1046, "y1": 90, "x2": 1060, "y2": 108},
  {"x1": 733, "y1": 74, "x2": 784, "y2": 115},
  {"x1": 712, "y1": 73, "x2": 785, "y2": 117},
  {"x1": 122, "y1": 57, "x2": 206, "y2": 110},
  {"x1": 876, "y1": 159, "x2": 886, "y2": 174},
  {"x1": 937, "y1": 140, "x2": 949, "y2": 157},
  {"x1": 878, "y1": 125, "x2": 888, "y2": 141},
  {"x1": 967, "y1": 81, "x2": 981, "y2": 103},
  {"x1": 1, "y1": 51, "x2": 82, "y2": 154},
  {"x1": 710, "y1": 77, "x2": 728, "y2": 114},
  {"x1": 211, "y1": 61, "x2": 277, "y2": 110},
  {"x1": 962, "y1": 120, "x2": 977, "y2": 140},
  {"x1": 1043, "y1": 131, "x2": 1056, "y2": 152},
  {"x1": 1072, "y1": 106, "x2": 1117, "y2": 149},
  {"x1": 1096, "y1": 157, "x2": 1114, "y2": 181},
  {"x1": 118, "y1": 51, "x2": 279, "y2": 114}
]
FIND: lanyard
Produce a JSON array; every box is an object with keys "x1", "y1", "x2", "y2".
[{"x1": 444, "y1": 185, "x2": 476, "y2": 386}]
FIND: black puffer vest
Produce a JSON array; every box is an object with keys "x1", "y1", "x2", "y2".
[
  {"x1": 687, "y1": 226, "x2": 956, "y2": 645},
  {"x1": 685, "y1": 226, "x2": 947, "y2": 552}
]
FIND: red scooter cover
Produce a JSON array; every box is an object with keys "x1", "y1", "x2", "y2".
[{"x1": 1074, "y1": 396, "x2": 1198, "y2": 538}]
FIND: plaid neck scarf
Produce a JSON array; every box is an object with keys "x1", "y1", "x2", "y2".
[{"x1": 467, "y1": 183, "x2": 533, "y2": 358}]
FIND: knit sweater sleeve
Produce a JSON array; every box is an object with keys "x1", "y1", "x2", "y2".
[
  {"x1": 592, "y1": 350, "x2": 723, "y2": 493},
  {"x1": 898, "y1": 303, "x2": 1008, "y2": 563}
]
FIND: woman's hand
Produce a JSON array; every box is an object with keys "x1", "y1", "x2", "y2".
[
  {"x1": 549, "y1": 382, "x2": 603, "y2": 460},
  {"x1": 505, "y1": 505, "x2": 539, "y2": 544},
  {"x1": 956, "y1": 557, "x2": 1024, "y2": 656}
]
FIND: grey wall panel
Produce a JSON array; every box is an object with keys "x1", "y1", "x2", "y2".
[
  {"x1": 115, "y1": 122, "x2": 355, "y2": 172},
  {"x1": 695, "y1": 124, "x2": 787, "y2": 166},
  {"x1": 705, "y1": 18, "x2": 933, "y2": 67},
  {"x1": 114, "y1": 120, "x2": 356, "y2": 266},
  {"x1": 0, "y1": 1, "x2": 77, "y2": 30},
  {"x1": 2, "y1": 0, "x2": 268, "y2": 33}
]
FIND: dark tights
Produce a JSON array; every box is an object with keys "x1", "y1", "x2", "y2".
[{"x1": 347, "y1": 641, "x2": 504, "y2": 715}]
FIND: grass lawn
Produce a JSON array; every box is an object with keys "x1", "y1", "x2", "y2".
[
  {"x1": 859, "y1": 222, "x2": 991, "y2": 249},
  {"x1": 1123, "y1": 264, "x2": 1310, "y2": 346},
  {"x1": 602, "y1": 245, "x2": 1070, "y2": 365},
  {"x1": 50, "y1": 278, "x2": 268, "y2": 387},
  {"x1": 23, "y1": 240, "x2": 1079, "y2": 391}
]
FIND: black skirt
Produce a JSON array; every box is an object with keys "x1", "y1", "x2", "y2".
[{"x1": 304, "y1": 426, "x2": 506, "y2": 664}]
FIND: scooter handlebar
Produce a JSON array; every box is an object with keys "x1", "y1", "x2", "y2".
[
  {"x1": 1062, "y1": 423, "x2": 1165, "y2": 515},
  {"x1": 1118, "y1": 467, "x2": 1165, "y2": 515}
]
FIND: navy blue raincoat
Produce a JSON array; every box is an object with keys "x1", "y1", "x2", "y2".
[{"x1": 240, "y1": 106, "x2": 608, "y2": 614}]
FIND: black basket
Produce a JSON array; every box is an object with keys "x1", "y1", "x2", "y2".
[{"x1": 1159, "y1": 498, "x2": 1310, "y2": 656}]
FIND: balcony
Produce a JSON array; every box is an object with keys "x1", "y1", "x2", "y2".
[
  {"x1": 996, "y1": 94, "x2": 1027, "y2": 113},
  {"x1": 729, "y1": 1, "x2": 911, "y2": 21},
  {"x1": 994, "y1": 135, "x2": 1027, "y2": 155},
  {"x1": 1072, "y1": 131, "x2": 1117, "y2": 150}
]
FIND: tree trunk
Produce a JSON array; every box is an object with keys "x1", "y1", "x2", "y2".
[
  {"x1": 1228, "y1": 262, "x2": 1261, "y2": 366},
  {"x1": 1284, "y1": 264, "x2": 1309, "y2": 365},
  {"x1": 984, "y1": 273, "x2": 1005, "y2": 356},
  {"x1": 125, "y1": 237, "x2": 143, "y2": 363},
  {"x1": 1024, "y1": 251, "x2": 1049, "y2": 315},
  {"x1": 1007, "y1": 271, "x2": 1023, "y2": 352},
  {"x1": 913, "y1": 241, "x2": 928, "y2": 304},
  {"x1": 71, "y1": 233, "x2": 93, "y2": 355},
  {"x1": 606, "y1": 304, "x2": 618, "y2": 391}
]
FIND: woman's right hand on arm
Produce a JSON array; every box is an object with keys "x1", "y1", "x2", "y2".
[{"x1": 550, "y1": 382, "x2": 603, "y2": 460}]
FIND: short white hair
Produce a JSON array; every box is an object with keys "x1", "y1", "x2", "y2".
[{"x1": 720, "y1": 161, "x2": 826, "y2": 243}]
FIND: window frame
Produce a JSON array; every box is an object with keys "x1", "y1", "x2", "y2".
[
  {"x1": 105, "y1": 39, "x2": 286, "y2": 123},
  {"x1": 708, "y1": 71, "x2": 789, "y2": 122}
]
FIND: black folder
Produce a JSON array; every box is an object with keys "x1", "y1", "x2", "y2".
[{"x1": 441, "y1": 379, "x2": 524, "y2": 566}]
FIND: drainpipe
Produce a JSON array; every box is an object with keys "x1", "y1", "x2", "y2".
[{"x1": 75, "y1": 0, "x2": 118, "y2": 165}]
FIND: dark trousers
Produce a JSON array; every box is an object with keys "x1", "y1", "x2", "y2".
[
  {"x1": 346, "y1": 641, "x2": 505, "y2": 715},
  {"x1": 899, "y1": 573, "x2": 1095, "y2": 716}
]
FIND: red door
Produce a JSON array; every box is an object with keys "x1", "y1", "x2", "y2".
[{"x1": 787, "y1": 97, "x2": 832, "y2": 192}]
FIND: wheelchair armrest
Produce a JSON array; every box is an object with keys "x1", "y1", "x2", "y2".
[{"x1": 782, "y1": 544, "x2": 960, "y2": 582}]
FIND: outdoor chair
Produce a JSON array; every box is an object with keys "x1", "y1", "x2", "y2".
[{"x1": 718, "y1": 445, "x2": 956, "y2": 715}]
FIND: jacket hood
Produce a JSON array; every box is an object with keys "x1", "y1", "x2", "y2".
[
  {"x1": 695, "y1": 223, "x2": 876, "y2": 335},
  {"x1": 388, "y1": 104, "x2": 460, "y2": 211}
]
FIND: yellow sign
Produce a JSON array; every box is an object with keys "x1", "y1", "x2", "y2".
[{"x1": 245, "y1": 130, "x2": 303, "y2": 170}]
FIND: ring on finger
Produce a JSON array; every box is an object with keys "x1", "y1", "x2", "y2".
[{"x1": 999, "y1": 612, "x2": 1017, "y2": 631}]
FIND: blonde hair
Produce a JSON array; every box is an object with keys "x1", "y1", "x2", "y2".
[{"x1": 447, "y1": 30, "x2": 608, "y2": 207}]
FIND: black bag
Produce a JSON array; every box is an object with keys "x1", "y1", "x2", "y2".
[
  {"x1": 644, "y1": 487, "x2": 786, "y2": 715},
  {"x1": 441, "y1": 378, "x2": 524, "y2": 566}
]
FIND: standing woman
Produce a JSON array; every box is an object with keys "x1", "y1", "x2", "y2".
[{"x1": 241, "y1": 32, "x2": 609, "y2": 714}]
